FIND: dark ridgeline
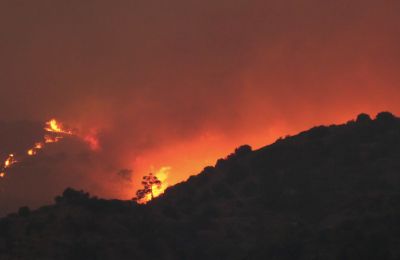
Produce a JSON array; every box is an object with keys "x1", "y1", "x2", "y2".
[{"x1": 1, "y1": 112, "x2": 400, "y2": 259}]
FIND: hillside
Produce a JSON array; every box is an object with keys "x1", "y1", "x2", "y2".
[{"x1": 1, "y1": 112, "x2": 400, "y2": 259}]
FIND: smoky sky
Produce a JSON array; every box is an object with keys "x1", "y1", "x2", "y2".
[{"x1": 0, "y1": 0, "x2": 399, "y2": 214}]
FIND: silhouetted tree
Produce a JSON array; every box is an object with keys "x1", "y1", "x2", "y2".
[
  {"x1": 234, "y1": 145, "x2": 252, "y2": 156},
  {"x1": 356, "y1": 113, "x2": 372, "y2": 123},
  {"x1": 55, "y1": 188, "x2": 90, "y2": 204},
  {"x1": 134, "y1": 173, "x2": 162, "y2": 202},
  {"x1": 376, "y1": 111, "x2": 395, "y2": 123}
]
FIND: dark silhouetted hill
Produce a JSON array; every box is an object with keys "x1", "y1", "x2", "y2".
[{"x1": 1, "y1": 112, "x2": 400, "y2": 259}]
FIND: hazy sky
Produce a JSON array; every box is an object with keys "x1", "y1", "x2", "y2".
[{"x1": 0, "y1": 0, "x2": 399, "y2": 214}]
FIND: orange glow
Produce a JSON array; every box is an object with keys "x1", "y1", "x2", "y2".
[
  {"x1": 44, "y1": 135, "x2": 62, "y2": 143},
  {"x1": 0, "y1": 118, "x2": 97, "y2": 181},
  {"x1": 45, "y1": 119, "x2": 73, "y2": 135},
  {"x1": 143, "y1": 166, "x2": 171, "y2": 202},
  {"x1": 27, "y1": 142, "x2": 44, "y2": 156},
  {"x1": 126, "y1": 125, "x2": 311, "y2": 200},
  {"x1": 0, "y1": 154, "x2": 17, "y2": 178},
  {"x1": 83, "y1": 134, "x2": 100, "y2": 151},
  {"x1": 1, "y1": 0, "x2": 400, "y2": 212},
  {"x1": 4, "y1": 154, "x2": 16, "y2": 168}
]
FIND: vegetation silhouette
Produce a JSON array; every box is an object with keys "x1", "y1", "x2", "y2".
[
  {"x1": 1, "y1": 112, "x2": 400, "y2": 259},
  {"x1": 133, "y1": 173, "x2": 162, "y2": 202}
]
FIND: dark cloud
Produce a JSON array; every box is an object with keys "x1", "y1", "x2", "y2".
[
  {"x1": 0, "y1": 0, "x2": 399, "y2": 214},
  {"x1": 116, "y1": 169, "x2": 133, "y2": 182}
]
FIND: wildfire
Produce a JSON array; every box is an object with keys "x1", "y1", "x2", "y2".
[
  {"x1": 1, "y1": 154, "x2": 17, "y2": 178},
  {"x1": 44, "y1": 135, "x2": 63, "y2": 144},
  {"x1": 45, "y1": 119, "x2": 73, "y2": 135},
  {"x1": 4, "y1": 154, "x2": 16, "y2": 168},
  {"x1": 144, "y1": 166, "x2": 171, "y2": 202},
  {"x1": 27, "y1": 142, "x2": 43, "y2": 156},
  {"x1": 0, "y1": 118, "x2": 99, "y2": 179},
  {"x1": 26, "y1": 119, "x2": 72, "y2": 158}
]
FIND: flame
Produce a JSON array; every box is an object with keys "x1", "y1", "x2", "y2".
[
  {"x1": 4, "y1": 154, "x2": 16, "y2": 168},
  {"x1": 1, "y1": 154, "x2": 17, "y2": 178},
  {"x1": 45, "y1": 119, "x2": 73, "y2": 135},
  {"x1": 144, "y1": 166, "x2": 171, "y2": 202},
  {"x1": 44, "y1": 135, "x2": 62, "y2": 143},
  {"x1": 0, "y1": 118, "x2": 99, "y2": 179},
  {"x1": 28, "y1": 142, "x2": 45, "y2": 156}
]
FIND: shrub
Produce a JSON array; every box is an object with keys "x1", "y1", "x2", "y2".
[
  {"x1": 18, "y1": 206, "x2": 30, "y2": 217},
  {"x1": 234, "y1": 145, "x2": 252, "y2": 156},
  {"x1": 55, "y1": 188, "x2": 90, "y2": 204},
  {"x1": 376, "y1": 112, "x2": 395, "y2": 122},
  {"x1": 356, "y1": 113, "x2": 372, "y2": 123}
]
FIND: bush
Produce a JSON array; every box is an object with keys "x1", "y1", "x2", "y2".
[
  {"x1": 55, "y1": 188, "x2": 90, "y2": 204},
  {"x1": 356, "y1": 113, "x2": 372, "y2": 123},
  {"x1": 18, "y1": 206, "x2": 30, "y2": 217},
  {"x1": 376, "y1": 112, "x2": 395, "y2": 122},
  {"x1": 234, "y1": 145, "x2": 252, "y2": 156}
]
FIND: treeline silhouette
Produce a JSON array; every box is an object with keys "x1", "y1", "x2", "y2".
[{"x1": 1, "y1": 112, "x2": 400, "y2": 259}]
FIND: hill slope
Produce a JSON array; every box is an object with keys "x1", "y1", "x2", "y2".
[{"x1": 1, "y1": 112, "x2": 400, "y2": 259}]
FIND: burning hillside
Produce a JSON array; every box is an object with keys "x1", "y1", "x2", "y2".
[
  {"x1": 1, "y1": 112, "x2": 400, "y2": 259},
  {"x1": 0, "y1": 119, "x2": 95, "y2": 179}
]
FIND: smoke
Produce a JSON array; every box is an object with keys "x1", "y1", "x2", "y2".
[{"x1": 0, "y1": 0, "x2": 399, "y2": 213}]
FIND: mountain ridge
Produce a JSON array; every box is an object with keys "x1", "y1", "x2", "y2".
[{"x1": 1, "y1": 111, "x2": 400, "y2": 259}]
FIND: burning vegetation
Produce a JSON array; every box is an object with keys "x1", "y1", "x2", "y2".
[
  {"x1": 0, "y1": 119, "x2": 89, "y2": 179},
  {"x1": 134, "y1": 167, "x2": 170, "y2": 203},
  {"x1": 0, "y1": 117, "x2": 170, "y2": 207},
  {"x1": 3, "y1": 113, "x2": 400, "y2": 259}
]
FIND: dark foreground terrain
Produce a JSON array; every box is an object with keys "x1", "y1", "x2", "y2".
[{"x1": 1, "y1": 112, "x2": 400, "y2": 259}]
